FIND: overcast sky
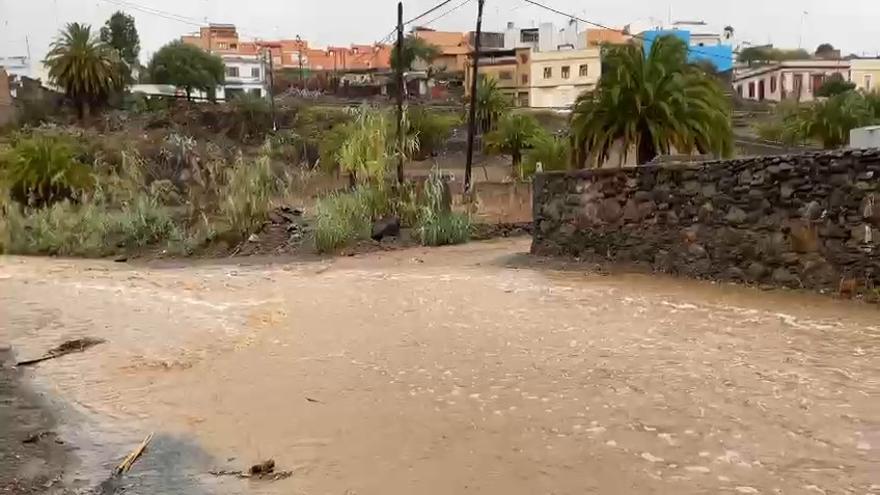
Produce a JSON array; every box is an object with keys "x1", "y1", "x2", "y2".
[{"x1": 2, "y1": 0, "x2": 880, "y2": 66}]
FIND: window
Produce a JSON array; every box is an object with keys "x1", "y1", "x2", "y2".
[
  {"x1": 543, "y1": 67, "x2": 552, "y2": 79},
  {"x1": 579, "y1": 64, "x2": 589, "y2": 77},
  {"x1": 217, "y1": 42, "x2": 228, "y2": 50},
  {"x1": 518, "y1": 92, "x2": 529, "y2": 107},
  {"x1": 770, "y1": 76, "x2": 777, "y2": 93},
  {"x1": 793, "y1": 73, "x2": 804, "y2": 95},
  {"x1": 521, "y1": 74, "x2": 529, "y2": 84},
  {"x1": 521, "y1": 30, "x2": 539, "y2": 43},
  {"x1": 866, "y1": 74, "x2": 873, "y2": 91},
  {"x1": 251, "y1": 67, "x2": 260, "y2": 78},
  {"x1": 249, "y1": 88, "x2": 262, "y2": 97},
  {"x1": 737, "y1": 84, "x2": 743, "y2": 96},
  {"x1": 748, "y1": 81, "x2": 755, "y2": 98},
  {"x1": 225, "y1": 66, "x2": 240, "y2": 77},
  {"x1": 519, "y1": 53, "x2": 529, "y2": 64},
  {"x1": 561, "y1": 66, "x2": 570, "y2": 79},
  {"x1": 499, "y1": 71, "x2": 513, "y2": 80},
  {"x1": 230, "y1": 43, "x2": 238, "y2": 50}
]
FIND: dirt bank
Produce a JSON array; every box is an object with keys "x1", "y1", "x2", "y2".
[{"x1": 0, "y1": 350, "x2": 71, "y2": 494}]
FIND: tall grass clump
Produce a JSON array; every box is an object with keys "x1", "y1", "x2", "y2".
[
  {"x1": 416, "y1": 169, "x2": 470, "y2": 246},
  {"x1": 313, "y1": 185, "x2": 391, "y2": 253},
  {"x1": 220, "y1": 152, "x2": 279, "y2": 237},
  {"x1": 1, "y1": 133, "x2": 94, "y2": 206}
]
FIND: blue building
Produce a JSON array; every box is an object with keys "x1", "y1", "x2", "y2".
[{"x1": 641, "y1": 29, "x2": 734, "y2": 73}]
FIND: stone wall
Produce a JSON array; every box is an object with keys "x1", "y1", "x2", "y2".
[{"x1": 532, "y1": 148, "x2": 880, "y2": 296}]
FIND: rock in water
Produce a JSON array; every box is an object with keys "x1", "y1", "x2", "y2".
[{"x1": 371, "y1": 216, "x2": 401, "y2": 241}]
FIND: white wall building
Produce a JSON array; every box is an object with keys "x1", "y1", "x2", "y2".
[
  {"x1": 131, "y1": 53, "x2": 269, "y2": 102},
  {"x1": 221, "y1": 54, "x2": 269, "y2": 100},
  {"x1": 529, "y1": 47, "x2": 601, "y2": 108},
  {"x1": 733, "y1": 60, "x2": 851, "y2": 102}
]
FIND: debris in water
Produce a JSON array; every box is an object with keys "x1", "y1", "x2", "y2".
[
  {"x1": 209, "y1": 459, "x2": 293, "y2": 481},
  {"x1": 250, "y1": 459, "x2": 276, "y2": 476},
  {"x1": 114, "y1": 432, "x2": 154, "y2": 475},
  {"x1": 305, "y1": 397, "x2": 323, "y2": 404},
  {"x1": 22, "y1": 431, "x2": 56, "y2": 444},
  {"x1": 16, "y1": 337, "x2": 106, "y2": 367}
]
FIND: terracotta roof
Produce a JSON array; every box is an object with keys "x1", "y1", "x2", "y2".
[{"x1": 412, "y1": 29, "x2": 471, "y2": 55}]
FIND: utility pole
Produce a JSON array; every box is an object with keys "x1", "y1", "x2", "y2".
[
  {"x1": 464, "y1": 0, "x2": 485, "y2": 193},
  {"x1": 395, "y1": 1, "x2": 405, "y2": 184},
  {"x1": 296, "y1": 35, "x2": 305, "y2": 88},
  {"x1": 266, "y1": 48, "x2": 277, "y2": 131}
]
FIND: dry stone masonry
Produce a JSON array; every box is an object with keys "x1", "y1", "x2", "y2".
[{"x1": 532, "y1": 148, "x2": 880, "y2": 297}]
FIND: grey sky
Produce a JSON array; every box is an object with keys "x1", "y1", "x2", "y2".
[{"x1": 2, "y1": 0, "x2": 880, "y2": 67}]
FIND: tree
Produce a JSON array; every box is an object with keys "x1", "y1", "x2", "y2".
[
  {"x1": 44, "y1": 23, "x2": 124, "y2": 118},
  {"x1": 391, "y1": 36, "x2": 440, "y2": 72},
  {"x1": 100, "y1": 11, "x2": 140, "y2": 67},
  {"x1": 814, "y1": 43, "x2": 837, "y2": 59},
  {"x1": 738, "y1": 46, "x2": 811, "y2": 66},
  {"x1": 475, "y1": 77, "x2": 511, "y2": 133},
  {"x1": 147, "y1": 41, "x2": 225, "y2": 100},
  {"x1": 571, "y1": 36, "x2": 732, "y2": 167},
  {"x1": 483, "y1": 113, "x2": 543, "y2": 177},
  {"x1": 814, "y1": 73, "x2": 856, "y2": 97}
]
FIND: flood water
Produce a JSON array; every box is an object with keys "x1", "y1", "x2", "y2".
[{"x1": 1, "y1": 238, "x2": 878, "y2": 494}]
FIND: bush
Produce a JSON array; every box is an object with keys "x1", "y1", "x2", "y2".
[
  {"x1": 313, "y1": 185, "x2": 393, "y2": 252},
  {"x1": 1, "y1": 133, "x2": 94, "y2": 206},
  {"x1": 523, "y1": 133, "x2": 569, "y2": 177},
  {"x1": 230, "y1": 92, "x2": 272, "y2": 141},
  {"x1": 406, "y1": 106, "x2": 459, "y2": 159},
  {"x1": 815, "y1": 74, "x2": 856, "y2": 98}
]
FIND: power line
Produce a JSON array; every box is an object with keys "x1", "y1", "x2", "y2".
[
  {"x1": 377, "y1": 0, "x2": 460, "y2": 45},
  {"x1": 519, "y1": 0, "x2": 738, "y2": 63},
  {"x1": 420, "y1": 0, "x2": 474, "y2": 29}
]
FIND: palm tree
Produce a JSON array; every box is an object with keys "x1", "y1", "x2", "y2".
[
  {"x1": 798, "y1": 91, "x2": 878, "y2": 148},
  {"x1": 571, "y1": 35, "x2": 733, "y2": 167},
  {"x1": 391, "y1": 36, "x2": 441, "y2": 72},
  {"x1": 44, "y1": 23, "x2": 123, "y2": 119},
  {"x1": 484, "y1": 113, "x2": 543, "y2": 178},
  {"x1": 476, "y1": 78, "x2": 511, "y2": 133}
]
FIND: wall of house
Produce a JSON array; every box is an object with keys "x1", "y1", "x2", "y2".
[
  {"x1": 532, "y1": 149, "x2": 880, "y2": 296},
  {"x1": 528, "y1": 48, "x2": 600, "y2": 108},
  {"x1": 851, "y1": 59, "x2": 880, "y2": 92},
  {"x1": 735, "y1": 65, "x2": 851, "y2": 102}
]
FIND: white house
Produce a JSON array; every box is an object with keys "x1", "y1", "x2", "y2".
[
  {"x1": 221, "y1": 54, "x2": 268, "y2": 100},
  {"x1": 733, "y1": 60, "x2": 851, "y2": 102},
  {"x1": 131, "y1": 53, "x2": 269, "y2": 102}
]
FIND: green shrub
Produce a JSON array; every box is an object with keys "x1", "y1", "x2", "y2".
[
  {"x1": 406, "y1": 106, "x2": 459, "y2": 159},
  {"x1": 230, "y1": 92, "x2": 272, "y2": 141},
  {"x1": 1, "y1": 134, "x2": 93, "y2": 206},
  {"x1": 523, "y1": 133, "x2": 570, "y2": 177}
]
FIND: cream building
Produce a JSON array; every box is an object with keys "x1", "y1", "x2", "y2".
[
  {"x1": 850, "y1": 59, "x2": 880, "y2": 92},
  {"x1": 529, "y1": 48, "x2": 601, "y2": 109}
]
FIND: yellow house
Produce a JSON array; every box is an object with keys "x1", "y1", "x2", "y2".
[
  {"x1": 529, "y1": 48, "x2": 601, "y2": 109},
  {"x1": 850, "y1": 59, "x2": 880, "y2": 92}
]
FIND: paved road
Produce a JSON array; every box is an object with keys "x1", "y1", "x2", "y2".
[{"x1": 1, "y1": 239, "x2": 878, "y2": 494}]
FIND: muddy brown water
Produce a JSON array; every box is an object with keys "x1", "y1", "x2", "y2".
[{"x1": 1, "y1": 239, "x2": 878, "y2": 494}]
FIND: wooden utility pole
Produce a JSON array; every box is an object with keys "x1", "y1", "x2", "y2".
[
  {"x1": 395, "y1": 1, "x2": 406, "y2": 184},
  {"x1": 296, "y1": 35, "x2": 305, "y2": 88},
  {"x1": 464, "y1": 0, "x2": 486, "y2": 193},
  {"x1": 267, "y1": 49, "x2": 277, "y2": 131}
]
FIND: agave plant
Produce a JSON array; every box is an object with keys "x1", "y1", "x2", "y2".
[
  {"x1": 2, "y1": 134, "x2": 93, "y2": 206},
  {"x1": 571, "y1": 35, "x2": 733, "y2": 167},
  {"x1": 44, "y1": 23, "x2": 124, "y2": 118}
]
